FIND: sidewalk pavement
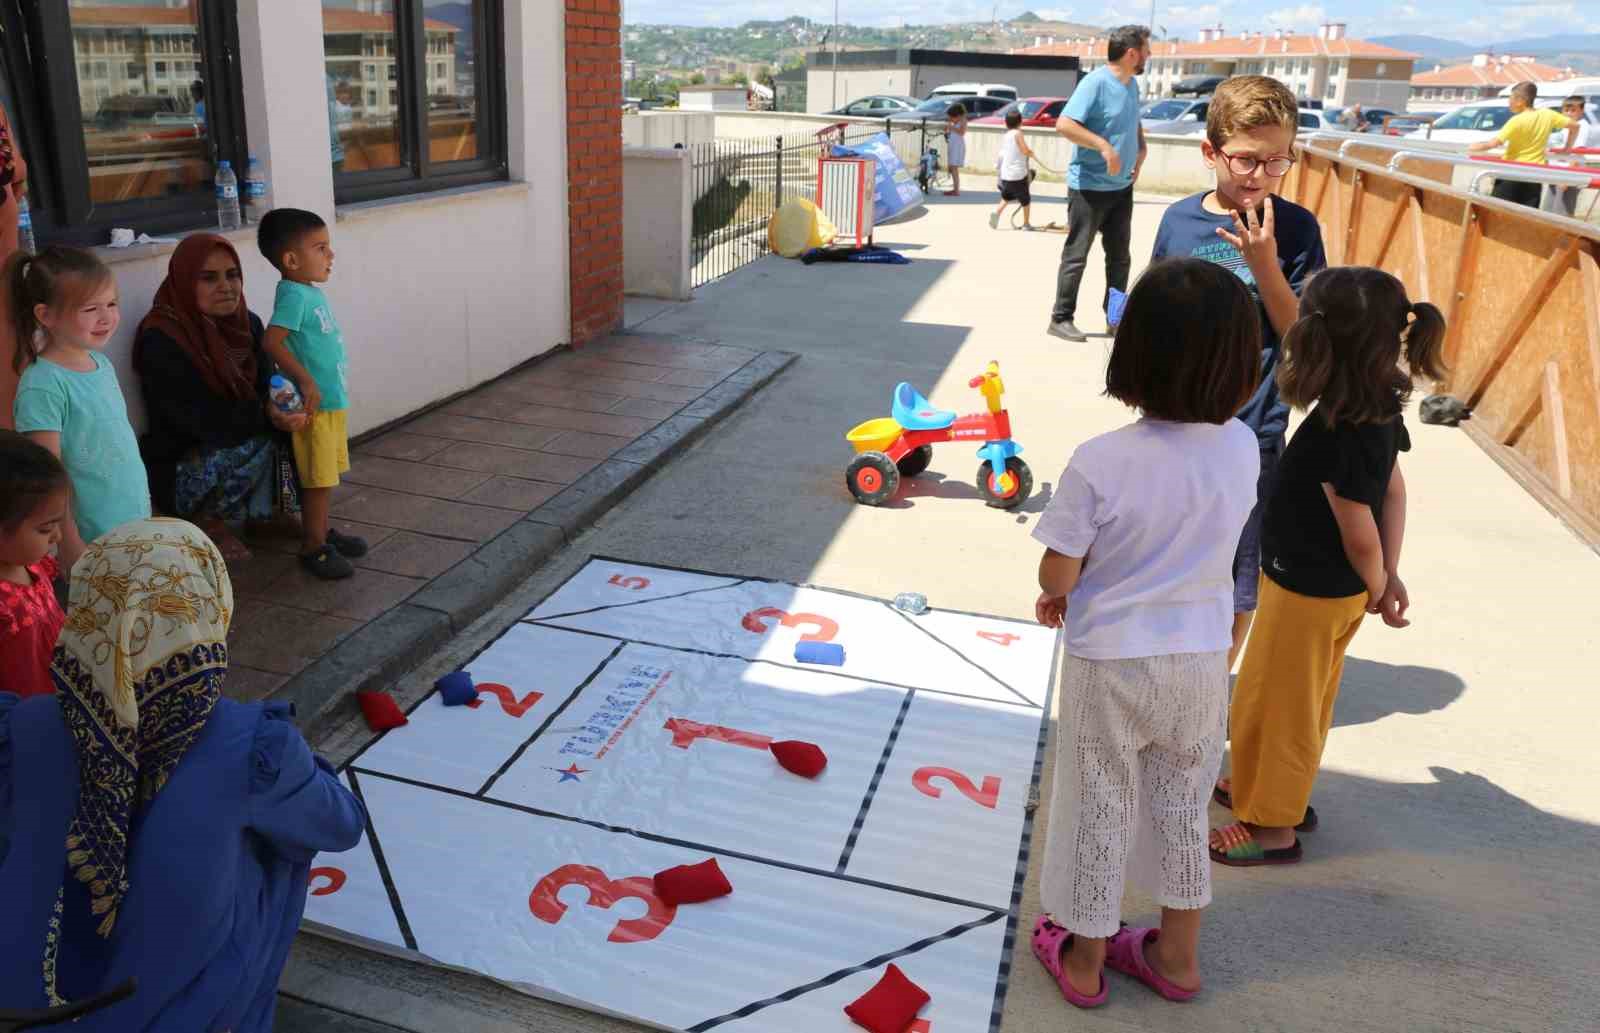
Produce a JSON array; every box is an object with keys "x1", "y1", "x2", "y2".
[
  {"x1": 281, "y1": 180, "x2": 1600, "y2": 1033},
  {"x1": 226, "y1": 336, "x2": 794, "y2": 720}
]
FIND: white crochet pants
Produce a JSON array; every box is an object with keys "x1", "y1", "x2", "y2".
[{"x1": 1039, "y1": 651, "x2": 1228, "y2": 937}]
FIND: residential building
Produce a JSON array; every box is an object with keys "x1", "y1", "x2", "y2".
[
  {"x1": 1410, "y1": 54, "x2": 1575, "y2": 105},
  {"x1": 802, "y1": 48, "x2": 1080, "y2": 114},
  {"x1": 1016, "y1": 23, "x2": 1418, "y2": 110},
  {"x1": 623, "y1": 58, "x2": 638, "y2": 82}
]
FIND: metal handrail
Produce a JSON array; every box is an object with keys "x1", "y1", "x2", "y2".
[
  {"x1": 1372, "y1": 150, "x2": 1593, "y2": 191},
  {"x1": 1302, "y1": 130, "x2": 1465, "y2": 157}
]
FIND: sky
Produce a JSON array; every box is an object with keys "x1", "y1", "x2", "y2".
[{"x1": 620, "y1": 0, "x2": 1583, "y2": 45}]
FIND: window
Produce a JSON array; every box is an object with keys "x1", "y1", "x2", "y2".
[
  {"x1": 0, "y1": 0, "x2": 246, "y2": 245},
  {"x1": 1376, "y1": 63, "x2": 1387, "y2": 76},
  {"x1": 1326, "y1": 80, "x2": 1337, "y2": 100},
  {"x1": 324, "y1": 0, "x2": 504, "y2": 204}
]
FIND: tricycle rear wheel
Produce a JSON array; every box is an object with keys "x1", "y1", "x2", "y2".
[
  {"x1": 976, "y1": 457, "x2": 1032, "y2": 510},
  {"x1": 847, "y1": 452, "x2": 901, "y2": 506},
  {"x1": 896, "y1": 445, "x2": 934, "y2": 477}
]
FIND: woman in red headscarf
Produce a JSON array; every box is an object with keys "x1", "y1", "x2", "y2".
[{"x1": 134, "y1": 235, "x2": 306, "y2": 561}]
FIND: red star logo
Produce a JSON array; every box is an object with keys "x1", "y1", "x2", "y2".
[{"x1": 556, "y1": 763, "x2": 589, "y2": 783}]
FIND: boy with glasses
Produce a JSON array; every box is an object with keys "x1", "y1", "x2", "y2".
[{"x1": 1150, "y1": 75, "x2": 1327, "y2": 673}]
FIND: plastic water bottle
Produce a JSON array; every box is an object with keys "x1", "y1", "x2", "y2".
[
  {"x1": 243, "y1": 155, "x2": 267, "y2": 223},
  {"x1": 893, "y1": 592, "x2": 929, "y2": 615},
  {"x1": 268, "y1": 374, "x2": 304, "y2": 413},
  {"x1": 15, "y1": 194, "x2": 34, "y2": 253},
  {"x1": 215, "y1": 160, "x2": 241, "y2": 231}
]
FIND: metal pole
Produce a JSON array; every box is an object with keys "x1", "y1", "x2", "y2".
[
  {"x1": 774, "y1": 134, "x2": 783, "y2": 210},
  {"x1": 832, "y1": 0, "x2": 839, "y2": 111}
]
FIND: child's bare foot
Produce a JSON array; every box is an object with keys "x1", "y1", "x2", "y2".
[
  {"x1": 1146, "y1": 935, "x2": 1201, "y2": 992},
  {"x1": 1060, "y1": 935, "x2": 1105, "y2": 998}
]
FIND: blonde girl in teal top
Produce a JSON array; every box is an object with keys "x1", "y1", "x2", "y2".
[{"x1": 8, "y1": 247, "x2": 150, "y2": 571}]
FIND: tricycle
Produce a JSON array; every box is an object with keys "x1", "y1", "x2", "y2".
[{"x1": 844, "y1": 361, "x2": 1032, "y2": 509}]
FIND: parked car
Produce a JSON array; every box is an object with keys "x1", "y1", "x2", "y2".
[
  {"x1": 1324, "y1": 106, "x2": 1399, "y2": 133},
  {"x1": 1172, "y1": 75, "x2": 1225, "y2": 97},
  {"x1": 927, "y1": 82, "x2": 1018, "y2": 101},
  {"x1": 892, "y1": 95, "x2": 1010, "y2": 122},
  {"x1": 1141, "y1": 97, "x2": 1209, "y2": 135},
  {"x1": 1410, "y1": 100, "x2": 1516, "y2": 144},
  {"x1": 827, "y1": 95, "x2": 920, "y2": 117},
  {"x1": 970, "y1": 96, "x2": 1069, "y2": 128}
]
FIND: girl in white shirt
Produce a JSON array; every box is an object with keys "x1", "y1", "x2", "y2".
[
  {"x1": 991, "y1": 109, "x2": 1037, "y2": 230},
  {"x1": 1029, "y1": 258, "x2": 1262, "y2": 1009}
]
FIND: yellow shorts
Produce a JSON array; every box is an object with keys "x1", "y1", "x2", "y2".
[{"x1": 292, "y1": 410, "x2": 350, "y2": 490}]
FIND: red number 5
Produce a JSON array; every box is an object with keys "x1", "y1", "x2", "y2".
[
  {"x1": 609, "y1": 574, "x2": 650, "y2": 590},
  {"x1": 529, "y1": 864, "x2": 677, "y2": 944},
  {"x1": 913, "y1": 767, "x2": 1001, "y2": 810},
  {"x1": 741, "y1": 607, "x2": 839, "y2": 642},
  {"x1": 309, "y1": 867, "x2": 346, "y2": 896},
  {"x1": 466, "y1": 682, "x2": 545, "y2": 718}
]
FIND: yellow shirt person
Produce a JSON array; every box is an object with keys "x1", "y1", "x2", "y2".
[{"x1": 1496, "y1": 107, "x2": 1572, "y2": 164}]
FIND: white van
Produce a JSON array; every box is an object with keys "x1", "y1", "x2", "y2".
[{"x1": 928, "y1": 82, "x2": 1018, "y2": 101}]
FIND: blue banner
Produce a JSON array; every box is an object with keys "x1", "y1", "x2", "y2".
[{"x1": 832, "y1": 134, "x2": 924, "y2": 224}]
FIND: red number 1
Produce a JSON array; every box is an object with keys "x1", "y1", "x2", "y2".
[
  {"x1": 913, "y1": 766, "x2": 1002, "y2": 809},
  {"x1": 609, "y1": 574, "x2": 650, "y2": 590},
  {"x1": 664, "y1": 717, "x2": 773, "y2": 752},
  {"x1": 529, "y1": 864, "x2": 677, "y2": 944},
  {"x1": 466, "y1": 682, "x2": 545, "y2": 718}
]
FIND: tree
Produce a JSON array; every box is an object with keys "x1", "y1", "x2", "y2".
[
  {"x1": 1014, "y1": 11, "x2": 1043, "y2": 21},
  {"x1": 689, "y1": 72, "x2": 706, "y2": 85}
]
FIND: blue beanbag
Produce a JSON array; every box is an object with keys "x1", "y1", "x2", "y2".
[{"x1": 437, "y1": 671, "x2": 479, "y2": 707}]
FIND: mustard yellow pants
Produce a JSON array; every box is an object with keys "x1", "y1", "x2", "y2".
[{"x1": 1228, "y1": 574, "x2": 1368, "y2": 827}]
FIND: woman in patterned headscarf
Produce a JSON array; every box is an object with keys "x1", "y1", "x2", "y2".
[{"x1": 0, "y1": 519, "x2": 365, "y2": 1032}]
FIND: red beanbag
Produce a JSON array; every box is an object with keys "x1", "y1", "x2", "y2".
[
  {"x1": 844, "y1": 964, "x2": 930, "y2": 1033},
  {"x1": 770, "y1": 739, "x2": 828, "y2": 778},
  {"x1": 653, "y1": 858, "x2": 733, "y2": 905},
  {"x1": 357, "y1": 691, "x2": 408, "y2": 732}
]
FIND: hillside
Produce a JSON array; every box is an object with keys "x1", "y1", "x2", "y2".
[{"x1": 1373, "y1": 32, "x2": 1600, "y2": 75}]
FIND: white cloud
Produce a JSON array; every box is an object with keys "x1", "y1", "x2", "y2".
[{"x1": 1264, "y1": 4, "x2": 1324, "y2": 29}]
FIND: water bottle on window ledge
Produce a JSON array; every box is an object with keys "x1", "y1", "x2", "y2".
[
  {"x1": 243, "y1": 155, "x2": 268, "y2": 223},
  {"x1": 15, "y1": 194, "x2": 34, "y2": 253},
  {"x1": 215, "y1": 160, "x2": 241, "y2": 231}
]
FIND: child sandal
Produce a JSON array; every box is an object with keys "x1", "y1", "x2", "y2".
[
  {"x1": 1031, "y1": 915, "x2": 1108, "y2": 1009},
  {"x1": 1105, "y1": 925, "x2": 1200, "y2": 1002},
  {"x1": 1209, "y1": 823, "x2": 1303, "y2": 867}
]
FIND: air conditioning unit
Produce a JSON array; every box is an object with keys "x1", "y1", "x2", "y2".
[{"x1": 817, "y1": 156, "x2": 875, "y2": 249}]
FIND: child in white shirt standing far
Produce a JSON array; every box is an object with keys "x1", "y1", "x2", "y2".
[
  {"x1": 1029, "y1": 257, "x2": 1263, "y2": 1009},
  {"x1": 991, "y1": 108, "x2": 1037, "y2": 231},
  {"x1": 944, "y1": 103, "x2": 967, "y2": 196}
]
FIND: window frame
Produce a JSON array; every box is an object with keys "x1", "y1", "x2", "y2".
[
  {"x1": 331, "y1": 0, "x2": 508, "y2": 206},
  {"x1": 0, "y1": 0, "x2": 249, "y2": 248}
]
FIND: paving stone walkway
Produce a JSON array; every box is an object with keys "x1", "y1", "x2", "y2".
[{"x1": 224, "y1": 333, "x2": 788, "y2": 711}]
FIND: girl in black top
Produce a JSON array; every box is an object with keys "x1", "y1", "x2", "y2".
[{"x1": 1211, "y1": 266, "x2": 1446, "y2": 867}]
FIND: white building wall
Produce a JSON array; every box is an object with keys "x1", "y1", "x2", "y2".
[
  {"x1": 100, "y1": 0, "x2": 569, "y2": 438},
  {"x1": 805, "y1": 67, "x2": 915, "y2": 112}
]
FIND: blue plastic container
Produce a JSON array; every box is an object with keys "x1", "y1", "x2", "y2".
[{"x1": 794, "y1": 641, "x2": 846, "y2": 666}]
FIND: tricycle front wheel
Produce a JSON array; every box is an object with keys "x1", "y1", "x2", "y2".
[
  {"x1": 847, "y1": 452, "x2": 901, "y2": 506},
  {"x1": 976, "y1": 457, "x2": 1032, "y2": 510}
]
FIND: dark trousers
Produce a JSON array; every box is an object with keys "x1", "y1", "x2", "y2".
[
  {"x1": 1491, "y1": 179, "x2": 1542, "y2": 209},
  {"x1": 1051, "y1": 186, "x2": 1134, "y2": 324}
]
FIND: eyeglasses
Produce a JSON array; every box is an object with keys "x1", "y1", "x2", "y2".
[{"x1": 1216, "y1": 148, "x2": 1297, "y2": 177}]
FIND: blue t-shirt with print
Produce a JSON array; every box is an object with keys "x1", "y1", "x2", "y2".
[
  {"x1": 1061, "y1": 67, "x2": 1142, "y2": 192},
  {"x1": 1152, "y1": 192, "x2": 1327, "y2": 446},
  {"x1": 269, "y1": 279, "x2": 349, "y2": 411}
]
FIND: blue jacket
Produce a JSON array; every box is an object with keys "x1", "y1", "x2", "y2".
[{"x1": 0, "y1": 695, "x2": 366, "y2": 1032}]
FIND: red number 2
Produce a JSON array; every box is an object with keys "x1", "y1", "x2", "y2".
[
  {"x1": 663, "y1": 717, "x2": 773, "y2": 752},
  {"x1": 609, "y1": 574, "x2": 650, "y2": 590},
  {"x1": 529, "y1": 864, "x2": 677, "y2": 943},
  {"x1": 466, "y1": 682, "x2": 545, "y2": 718},
  {"x1": 309, "y1": 867, "x2": 346, "y2": 896},
  {"x1": 913, "y1": 767, "x2": 1002, "y2": 810},
  {"x1": 741, "y1": 607, "x2": 839, "y2": 642}
]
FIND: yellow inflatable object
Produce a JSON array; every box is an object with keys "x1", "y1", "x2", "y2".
[{"x1": 768, "y1": 197, "x2": 838, "y2": 258}]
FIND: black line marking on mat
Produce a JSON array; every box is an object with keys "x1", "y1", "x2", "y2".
[
  {"x1": 346, "y1": 769, "x2": 418, "y2": 952},
  {"x1": 352, "y1": 766, "x2": 1006, "y2": 915},
  {"x1": 836, "y1": 689, "x2": 916, "y2": 873},
  {"x1": 885, "y1": 601, "x2": 1037, "y2": 708},
  {"x1": 985, "y1": 627, "x2": 1063, "y2": 1033},
  {"x1": 531, "y1": 579, "x2": 749, "y2": 623},
  {"x1": 474, "y1": 640, "x2": 626, "y2": 798},
  {"x1": 520, "y1": 623, "x2": 1043, "y2": 712},
  {"x1": 686, "y1": 911, "x2": 1005, "y2": 1032},
  {"x1": 587, "y1": 552, "x2": 1046, "y2": 628}
]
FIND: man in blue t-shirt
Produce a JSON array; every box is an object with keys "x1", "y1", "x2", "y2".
[{"x1": 1047, "y1": 24, "x2": 1150, "y2": 342}]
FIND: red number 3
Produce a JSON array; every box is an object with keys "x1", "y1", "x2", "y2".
[
  {"x1": 529, "y1": 864, "x2": 678, "y2": 944},
  {"x1": 913, "y1": 766, "x2": 1001, "y2": 810},
  {"x1": 741, "y1": 607, "x2": 839, "y2": 642},
  {"x1": 309, "y1": 867, "x2": 346, "y2": 896}
]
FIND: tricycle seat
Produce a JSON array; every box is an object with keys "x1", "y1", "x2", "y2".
[{"x1": 892, "y1": 383, "x2": 957, "y2": 431}]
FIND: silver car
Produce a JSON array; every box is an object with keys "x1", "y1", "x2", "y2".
[
  {"x1": 1141, "y1": 98, "x2": 1209, "y2": 135},
  {"x1": 827, "y1": 95, "x2": 920, "y2": 118}
]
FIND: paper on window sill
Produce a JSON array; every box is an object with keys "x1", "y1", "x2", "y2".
[{"x1": 108, "y1": 229, "x2": 181, "y2": 248}]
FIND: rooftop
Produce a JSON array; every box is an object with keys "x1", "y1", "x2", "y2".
[{"x1": 1413, "y1": 55, "x2": 1575, "y2": 87}]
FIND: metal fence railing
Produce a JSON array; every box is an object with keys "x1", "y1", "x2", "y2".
[{"x1": 688, "y1": 118, "x2": 931, "y2": 289}]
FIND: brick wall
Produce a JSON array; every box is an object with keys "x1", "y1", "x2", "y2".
[{"x1": 565, "y1": 0, "x2": 624, "y2": 346}]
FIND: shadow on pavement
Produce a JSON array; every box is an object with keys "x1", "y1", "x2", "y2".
[{"x1": 1334, "y1": 657, "x2": 1466, "y2": 729}]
